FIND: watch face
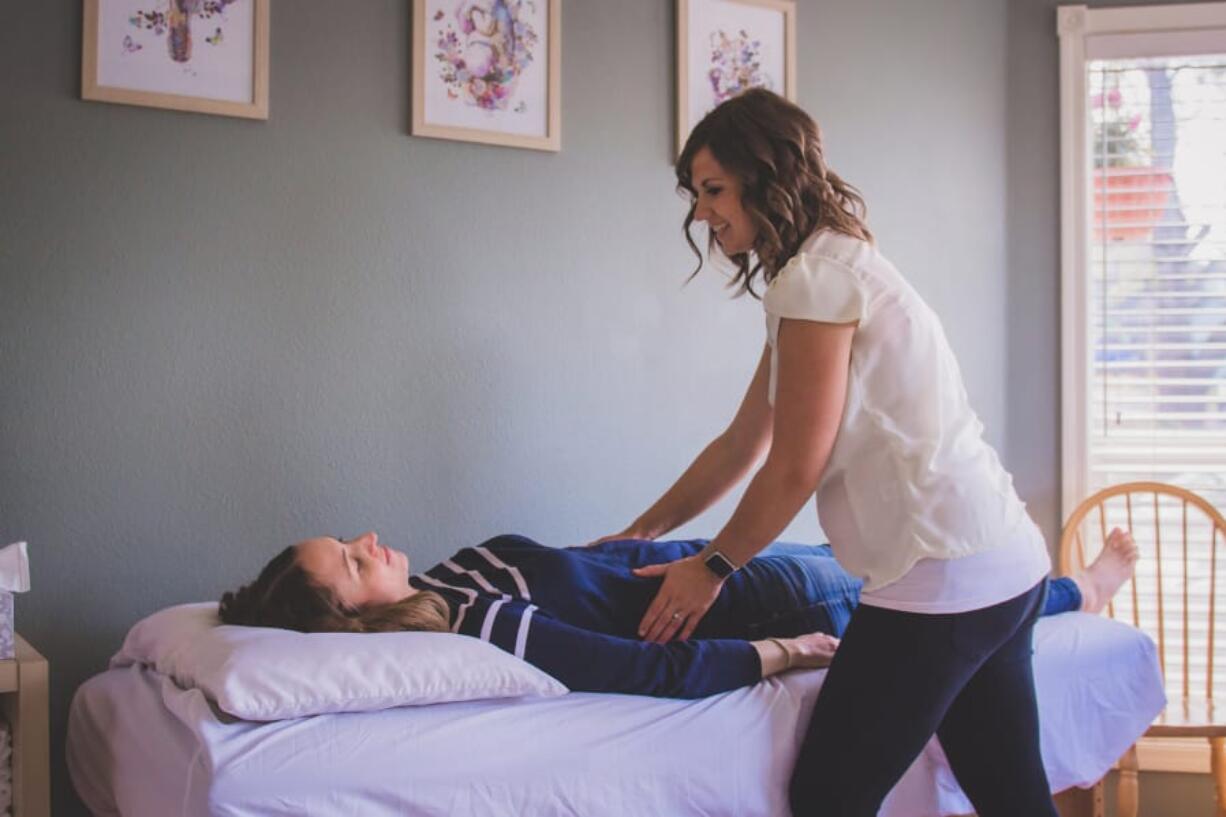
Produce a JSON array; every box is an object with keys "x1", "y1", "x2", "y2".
[{"x1": 704, "y1": 551, "x2": 736, "y2": 579}]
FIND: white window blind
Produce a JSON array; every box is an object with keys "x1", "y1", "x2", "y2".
[
  {"x1": 1086, "y1": 53, "x2": 1226, "y2": 511},
  {"x1": 1086, "y1": 52, "x2": 1226, "y2": 702},
  {"x1": 1060, "y1": 5, "x2": 1226, "y2": 768}
]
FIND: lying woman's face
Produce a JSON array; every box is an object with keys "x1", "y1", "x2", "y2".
[{"x1": 296, "y1": 531, "x2": 413, "y2": 609}]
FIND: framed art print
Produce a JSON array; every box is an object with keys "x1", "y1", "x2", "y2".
[
  {"x1": 412, "y1": 0, "x2": 561, "y2": 152},
  {"x1": 82, "y1": 0, "x2": 270, "y2": 120},
  {"x1": 676, "y1": 0, "x2": 796, "y2": 155}
]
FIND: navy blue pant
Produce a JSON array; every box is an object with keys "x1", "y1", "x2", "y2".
[
  {"x1": 788, "y1": 579, "x2": 1059, "y2": 817},
  {"x1": 695, "y1": 542, "x2": 865, "y2": 641},
  {"x1": 690, "y1": 541, "x2": 1080, "y2": 641}
]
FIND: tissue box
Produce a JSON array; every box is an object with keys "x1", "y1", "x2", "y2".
[{"x1": 0, "y1": 593, "x2": 12, "y2": 660}]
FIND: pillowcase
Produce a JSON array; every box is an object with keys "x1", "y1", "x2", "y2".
[{"x1": 111, "y1": 602, "x2": 568, "y2": 721}]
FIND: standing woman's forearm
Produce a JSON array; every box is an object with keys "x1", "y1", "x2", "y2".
[
  {"x1": 636, "y1": 321, "x2": 854, "y2": 645},
  {"x1": 705, "y1": 320, "x2": 855, "y2": 568},
  {"x1": 706, "y1": 459, "x2": 827, "y2": 566}
]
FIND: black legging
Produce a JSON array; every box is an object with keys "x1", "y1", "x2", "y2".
[{"x1": 788, "y1": 579, "x2": 1059, "y2": 817}]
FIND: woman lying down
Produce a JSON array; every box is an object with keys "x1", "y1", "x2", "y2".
[{"x1": 219, "y1": 530, "x2": 1137, "y2": 699}]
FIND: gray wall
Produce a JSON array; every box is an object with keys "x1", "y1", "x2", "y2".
[{"x1": 0, "y1": 0, "x2": 1200, "y2": 813}]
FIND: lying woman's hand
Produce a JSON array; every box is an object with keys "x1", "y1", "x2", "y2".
[
  {"x1": 753, "y1": 632, "x2": 840, "y2": 678},
  {"x1": 633, "y1": 556, "x2": 723, "y2": 642},
  {"x1": 786, "y1": 632, "x2": 840, "y2": 669}
]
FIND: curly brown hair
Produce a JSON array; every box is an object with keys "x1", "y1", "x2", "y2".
[
  {"x1": 218, "y1": 545, "x2": 451, "y2": 634},
  {"x1": 677, "y1": 88, "x2": 872, "y2": 298}
]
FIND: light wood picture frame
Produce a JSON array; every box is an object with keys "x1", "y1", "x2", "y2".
[
  {"x1": 412, "y1": 0, "x2": 561, "y2": 152},
  {"x1": 82, "y1": 0, "x2": 270, "y2": 120},
  {"x1": 676, "y1": 0, "x2": 796, "y2": 156}
]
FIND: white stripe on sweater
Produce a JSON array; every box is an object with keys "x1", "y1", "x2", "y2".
[
  {"x1": 416, "y1": 574, "x2": 478, "y2": 634},
  {"x1": 514, "y1": 605, "x2": 537, "y2": 659},
  {"x1": 480, "y1": 598, "x2": 507, "y2": 643},
  {"x1": 474, "y1": 546, "x2": 532, "y2": 601},
  {"x1": 442, "y1": 558, "x2": 501, "y2": 595}
]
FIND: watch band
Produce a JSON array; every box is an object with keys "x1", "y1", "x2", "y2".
[{"x1": 702, "y1": 549, "x2": 738, "y2": 579}]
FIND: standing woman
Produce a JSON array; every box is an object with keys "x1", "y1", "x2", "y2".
[{"x1": 594, "y1": 89, "x2": 1058, "y2": 816}]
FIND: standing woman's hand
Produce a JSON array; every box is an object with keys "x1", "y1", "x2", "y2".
[{"x1": 633, "y1": 556, "x2": 724, "y2": 642}]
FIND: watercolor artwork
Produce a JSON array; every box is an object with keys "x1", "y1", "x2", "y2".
[
  {"x1": 412, "y1": 0, "x2": 561, "y2": 151},
  {"x1": 82, "y1": 0, "x2": 269, "y2": 120},
  {"x1": 677, "y1": 0, "x2": 796, "y2": 155}
]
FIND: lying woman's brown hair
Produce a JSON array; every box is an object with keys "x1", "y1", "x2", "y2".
[
  {"x1": 677, "y1": 88, "x2": 873, "y2": 297},
  {"x1": 219, "y1": 545, "x2": 450, "y2": 634}
]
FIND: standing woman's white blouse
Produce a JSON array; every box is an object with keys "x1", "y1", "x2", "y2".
[{"x1": 763, "y1": 230, "x2": 1050, "y2": 613}]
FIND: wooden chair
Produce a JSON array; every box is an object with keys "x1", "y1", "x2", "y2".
[{"x1": 1059, "y1": 481, "x2": 1226, "y2": 817}]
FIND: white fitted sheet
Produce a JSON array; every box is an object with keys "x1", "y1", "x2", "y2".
[{"x1": 68, "y1": 613, "x2": 1165, "y2": 817}]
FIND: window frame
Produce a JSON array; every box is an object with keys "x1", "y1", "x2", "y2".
[{"x1": 1057, "y1": 1, "x2": 1226, "y2": 776}]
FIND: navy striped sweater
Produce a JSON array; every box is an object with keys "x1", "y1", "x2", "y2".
[{"x1": 409, "y1": 534, "x2": 762, "y2": 698}]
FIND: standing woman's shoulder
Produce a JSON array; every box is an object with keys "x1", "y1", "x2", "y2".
[
  {"x1": 762, "y1": 229, "x2": 872, "y2": 327},
  {"x1": 800, "y1": 228, "x2": 879, "y2": 271}
]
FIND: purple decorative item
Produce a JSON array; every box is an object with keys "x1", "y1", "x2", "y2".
[
  {"x1": 0, "y1": 542, "x2": 30, "y2": 660},
  {"x1": 676, "y1": 0, "x2": 796, "y2": 156},
  {"x1": 707, "y1": 28, "x2": 771, "y2": 103},
  {"x1": 413, "y1": 0, "x2": 560, "y2": 151},
  {"x1": 82, "y1": 0, "x2": 269, "y2": 120},
  {"x1": 434, "y1": 0, "x2": 540, "y2": 112}
]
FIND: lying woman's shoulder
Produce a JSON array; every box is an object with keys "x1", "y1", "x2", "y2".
[{"x1": 471, "y1": 533, "x2": 550, "y2": 553}]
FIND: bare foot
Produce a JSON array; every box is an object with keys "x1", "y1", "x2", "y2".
[{"x1": 1073, "y1": 527, "x2": 1139, "y2": 614}]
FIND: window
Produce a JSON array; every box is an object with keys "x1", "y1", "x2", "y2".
[{"x1": 1058, "y1": 2, "x2": 1226, "y2": 773}]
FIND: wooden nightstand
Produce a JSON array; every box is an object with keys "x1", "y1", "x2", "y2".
[{"x1": 0, "y1": 635, "x2": 48, "y2": 817}]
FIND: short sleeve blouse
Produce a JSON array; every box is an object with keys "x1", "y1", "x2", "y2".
[{"x1": 760, "y1": 230, "x2": 1048, "y2": 604}]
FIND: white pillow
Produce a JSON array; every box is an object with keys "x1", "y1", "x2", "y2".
[{"x1": 110, "y1": 602, "x2": 568, "y2": 721}]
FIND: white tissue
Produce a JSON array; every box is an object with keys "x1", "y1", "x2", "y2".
[{"x1": 0, "y1": 544, "x2": 28, "y2": 594}]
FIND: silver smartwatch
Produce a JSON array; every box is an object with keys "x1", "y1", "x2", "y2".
[{"x1": 702, "y1": 549, "x2": 738, "y2": 579}]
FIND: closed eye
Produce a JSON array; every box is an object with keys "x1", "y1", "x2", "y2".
[{"x1": 340, "y1": 545, "x2": 361, "y2": 579}]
